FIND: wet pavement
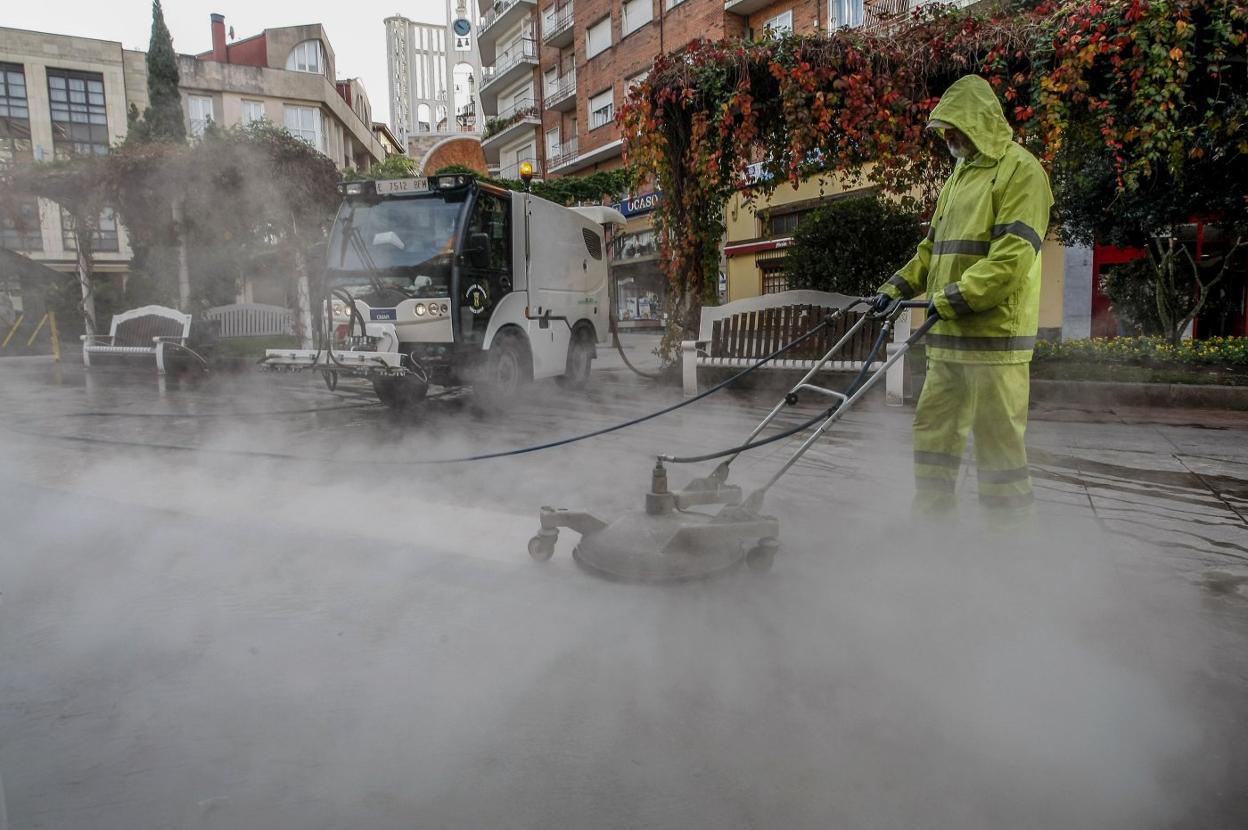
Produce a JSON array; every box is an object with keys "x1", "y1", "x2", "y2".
[{"x1": 1, "y1": 347, "x2": 1246, "y2": 829}]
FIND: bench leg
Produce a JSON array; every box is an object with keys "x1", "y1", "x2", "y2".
[
  {"x1": 885, "y1": 344, "x2": 904, "y2": 406},
  {"x1": 155, "y1": 341, "x2": 167, "y2": 375},
  {"x1": 681, "y1": 341, "x2": 698, "y2": 397},
  {"x1": 82, "y1": 343, "x2": 91, "y2": 369}
]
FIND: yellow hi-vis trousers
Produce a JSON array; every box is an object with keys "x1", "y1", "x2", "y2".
[{"x1": 912, "y1": 360, "x2": 1034, "y2": 514}]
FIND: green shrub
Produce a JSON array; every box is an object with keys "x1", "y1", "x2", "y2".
[
  {"x1": 1034, "y1": 336, "x2": 1248, "y2": 368},
  {"x1": 782, "y1": 194, "x2": 923, "y2": 297}
]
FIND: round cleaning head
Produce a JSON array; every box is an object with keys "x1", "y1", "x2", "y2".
[{"x1": 571, "y1": 509, "x2": 779, "y2": 583}]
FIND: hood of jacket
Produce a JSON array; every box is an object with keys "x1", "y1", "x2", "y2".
[{"x1": 928, "y1": 75, "x2": 1014, "y2": 161}]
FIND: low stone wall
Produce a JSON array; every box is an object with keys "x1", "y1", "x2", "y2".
[{"x1": 1030, "y1": 379, "x2": 1248, "y2": 411}]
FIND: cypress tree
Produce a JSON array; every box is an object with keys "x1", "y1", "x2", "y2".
[{"x1": 142, "y1": 0, "x2": 186, "y2": 143}]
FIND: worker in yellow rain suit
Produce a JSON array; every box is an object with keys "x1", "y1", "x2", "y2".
[{"x1": 872, "y1": 75, "x2": 1053, "y2": 518}]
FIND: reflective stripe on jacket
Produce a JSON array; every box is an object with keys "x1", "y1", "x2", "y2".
[{"x1": 879, "y1": 76, "x2": 1053, "y2": 365}]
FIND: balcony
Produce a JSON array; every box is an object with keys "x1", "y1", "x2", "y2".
[
  {"x1": 544, "y1": 68, "x2": 576, "y2": 111},
  {"x1": 546, "y1": 137, "x2": 578, "y2": 172},
  {"x1": 547, "y1": 136, "x2": 624, "y2": 174},
  {"x1": 861, "y1": 0, "x2": 930, "y2": 33},
  {"x1": 481, "y1": 98, "x2": 541, "y2": 160},
  {"x1": 480, "y1": 38, "x2": 540, "y2": 111},
  {"x1": 478, "y1": 0, "x2": 537, "y2": 64},
  {"x1": 542, "y1": 3, "x2": 575, "y2": 48},
  {"x1": 724, "y1": 0, "x2": 776, "y2": 16}
]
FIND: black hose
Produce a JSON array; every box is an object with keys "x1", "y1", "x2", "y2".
[
  {"x1": 662, "y1": 310, "x2": 940, "y2": 466},
  {"x1": 12, "y1": 312, "x2": 844, "y2": 466},
  {"x1": 612, "y1": 333, "x2": 662, "y2": 380}
]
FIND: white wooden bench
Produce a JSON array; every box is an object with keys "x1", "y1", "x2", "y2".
[
  {"x1": 680, "y1": 290, "x2": 911, "y2": 405},
  {"x1": 205, "y1": 303, "x2": 294, "y2": 338},
  {"x1": 81, "y1": 305, "x2": 192, "y2": 375}
]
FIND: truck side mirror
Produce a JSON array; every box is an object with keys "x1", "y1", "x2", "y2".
[{"x1": 463, "y1": 232, "x2": 490, "y2": 268}]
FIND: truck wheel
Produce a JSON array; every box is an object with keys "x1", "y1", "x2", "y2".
[
  {"x1": 373, "y1": 375, "x2": 428, "y2": 411},
  {"x1": 562, "y1": 328, "x2": 595, "y2": 389},
  {"x1": 477, "y1": 330, "x2": 530, "y2": 406}
]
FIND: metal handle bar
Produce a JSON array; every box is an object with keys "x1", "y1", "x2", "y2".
[{"x1": 710, "y1": 298, "x2": 923, "y2": 470}]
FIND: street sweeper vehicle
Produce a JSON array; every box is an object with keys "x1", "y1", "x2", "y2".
[{"x1": 263, "y1": 172, "x2": 625, "y2": 408}]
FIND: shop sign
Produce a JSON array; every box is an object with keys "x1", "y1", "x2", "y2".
[{"x1": 612, "y1": 190, "x2": 663, "y2": 217}]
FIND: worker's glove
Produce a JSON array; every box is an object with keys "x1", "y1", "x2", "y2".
[
  {"x1": 927, "y1": 299, "x2": 940, "y2": 319},
  {"x1": 870, "y1": 293, "x2": 895, "y2": 314}
]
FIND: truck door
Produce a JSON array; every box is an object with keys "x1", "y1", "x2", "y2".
[{"x1": 457, "y1": 190, "x2": 512, "y2": 345}]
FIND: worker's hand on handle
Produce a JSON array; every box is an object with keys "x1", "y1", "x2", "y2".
[
  {"x1": 927, "y1": 299, "x2": 940, "y2": 319},
  {"x1": 870, "y1": 293, "x2": 895, "y2": 314}
]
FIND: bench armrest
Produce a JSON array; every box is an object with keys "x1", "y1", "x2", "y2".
[
  {"x1": 681, "y1": 340, "x2": 705, "y2": 397},
  {"x1": 152, "y1": 335, "x2": 188, "y2": 344},
  {"x1": 82, "y1": 334, "x2": 115, "y2": 344}
]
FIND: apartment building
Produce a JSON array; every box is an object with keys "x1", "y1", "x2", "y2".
[
  {"x1": 0, "y1": 27, "x2": 144, "y2": 282},
  {"x1": 0, "y1": 18, "x2": 387, "y2": 316},
  {"x1": 386, "y1": 1, "x2": 486, "y2": 165},
  {"x1": 185, "y1": 15, "x2": 386, "y2": 173},
  {"x1": 474, "y1": 0, "x2": 545, "y2": 180}
]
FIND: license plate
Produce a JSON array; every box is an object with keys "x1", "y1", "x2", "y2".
[
  {"x1": 374, "y1": 178, "x2": 429, "y2": 195},
  {"x1": 370, "y1": 308, "x2": 397, "y2": 321}
]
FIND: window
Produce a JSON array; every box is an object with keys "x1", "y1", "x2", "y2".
[
  {"x1": 286, "y1": 40, "x2": 325, "y2": 74},
  {"x1": 61, "y1": 207, "x2": 119, "y2": 253},
  {"x1": 544, "y1": 67, "x2": 559, "y2": 97},
  {"x1": 622, "y1": 0, "x2": 653, "y2": 36},
  {"x1": 1, "y1": 198, "x2": 42, "y2": 251},
  {"x1": 284, "y1": 105, "x2": 325, "y2": 153},
  {"x1": 831, "y1": 0, "x2": 864, "y2": 29},
  {"x1": 768, "y1": 209, "x2": 811, "y2": 237},
  {"x1": 762, "y1": 10, "x2": 793, "y2": 37},
  {"x1": 47, "y1": 69, "x2": 108, "y2": 158},
  {"x1": 612, "y1": 229, "x2": 657, "y2": 261},
  {"x1": 665, "y1": 0, "x2": 685, "y2": 9},
  {"x1": 586, "y1": 17, "x2": 612, "y2": 59},
  {"x1": 760, "y1": 261, "x2": 789, "y2": 294},
  {"x1": 188, "y1": 95, "x2": 213, "y2": 137},
  {"x1": 0, "y1": 63, "x2": 33, "y2": 166},
  {"x1": 545, "y1": 127, "x2": 560, "y2": 159},
  {"x1": 625, "y1": 70, "x2": 649, "y2": 102},
  {"x1": 589, "y1": 88, "x2": 614, "y2": 130},
  {"x1": 241, "y1": 99, "x2": 266, "y2": 125},
  {"x1": 465, "y1": 191, "x2": 511, "y2": 272}
]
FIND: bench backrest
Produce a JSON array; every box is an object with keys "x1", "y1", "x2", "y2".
[
  {"x1": 108, "y1": 305, "x2": 192, "y2": 347},
  {"x1": 205, "y1": 303, "x2": 294, "y2": 338},
  {"x1": 702, "y1": 290, "x2": 884, "y2": 362}
]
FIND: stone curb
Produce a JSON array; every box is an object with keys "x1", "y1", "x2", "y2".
[{"x1": 1029, "y1": 379, "x2": 1248, "y2": 411}]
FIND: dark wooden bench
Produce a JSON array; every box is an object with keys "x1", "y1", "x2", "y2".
[
  {"x1": 81, "y1": 305, "x2": 192, "y2": 374},
  {"x1": 680, "y1": 290, "x2": 910, "y2": 404}
]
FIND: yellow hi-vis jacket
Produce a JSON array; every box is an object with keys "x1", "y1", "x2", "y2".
[{"x1": 879, "y1": 75, "x2": 1053, "y2": 364}]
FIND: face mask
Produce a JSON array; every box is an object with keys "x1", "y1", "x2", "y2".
[{"x1": 947, "y1": 139, "x2": 972, "y2": 159}]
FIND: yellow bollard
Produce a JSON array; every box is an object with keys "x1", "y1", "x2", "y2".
[
  {"x1": 48, "y1": 311, "x2": 61, "y2": 362},
  {"x1": 1, "y1": 313, "x2": 24, "y2": 351},
  {"x1": 25, "y1": 313, "x2": 48, "y2": 348}
]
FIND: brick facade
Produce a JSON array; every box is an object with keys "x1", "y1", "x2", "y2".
[{"x1": 537, "y1": 0, "x2": 823, "y2": 178}]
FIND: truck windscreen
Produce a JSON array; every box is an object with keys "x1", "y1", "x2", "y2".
[{"x1": 326, "y1": 196, "x2": 462, "y2": 299}]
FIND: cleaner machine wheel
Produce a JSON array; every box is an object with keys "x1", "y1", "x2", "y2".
[{"x1": 527, "y1": 299, "x2": 937, "y2": 582}]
